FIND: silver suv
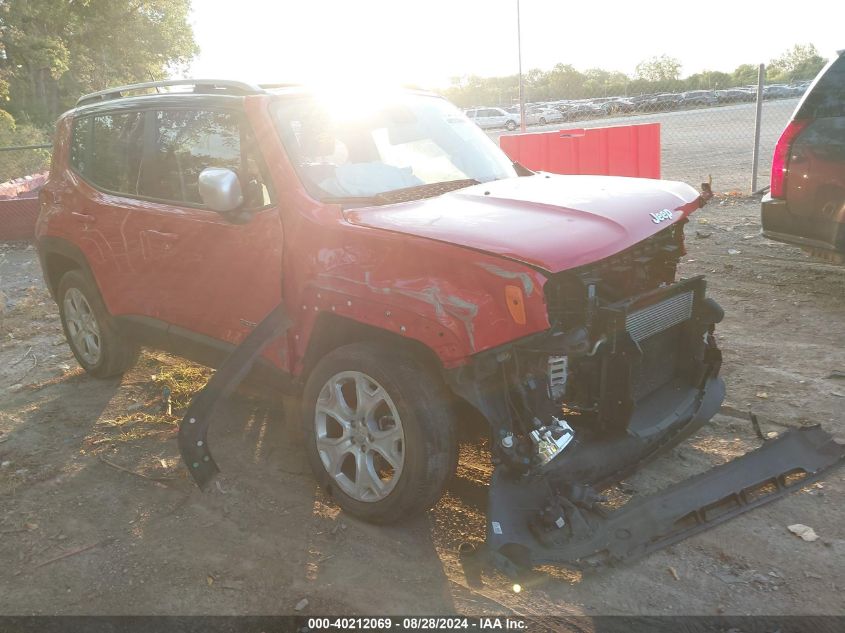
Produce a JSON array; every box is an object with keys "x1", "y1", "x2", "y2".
[{"x1": 464, "y1": 106, "x2": 520, "y2": 131}]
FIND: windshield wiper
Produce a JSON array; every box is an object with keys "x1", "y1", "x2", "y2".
[
  {"x1": 323, "y1": 179, "x2": 480, "y2": 208},
  {"x1": 371, "y1": 179, "x2": 480, "y2": 205},
  {"x1": 512, "y1": 160, "x2": 535, "y2": 176}
]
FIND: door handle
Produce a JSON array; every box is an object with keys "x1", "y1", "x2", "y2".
[{"x1": 71, "y1": 212, "x2": 96, "y2": 223}]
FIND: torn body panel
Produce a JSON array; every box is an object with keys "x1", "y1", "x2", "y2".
[{"x1": 178, "y1": 303, "x2": 292, "y2": 488}]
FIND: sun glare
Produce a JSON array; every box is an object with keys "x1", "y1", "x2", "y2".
[{"x1": 308, "y1": 82, "x2": 409, "y2": 122}]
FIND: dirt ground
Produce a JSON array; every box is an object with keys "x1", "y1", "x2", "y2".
[{"x1": 1, "y1": 195, "x2": 844, "y2": 617}]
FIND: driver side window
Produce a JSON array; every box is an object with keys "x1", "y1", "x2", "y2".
[{"x1": 139, "y1": 109, "x2": 271, "y2": 209}]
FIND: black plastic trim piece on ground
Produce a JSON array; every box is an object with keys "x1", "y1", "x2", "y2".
[
  {"x1": 478, "y1": 425, "x2": 845, "y2": 575},
  {"x1": 178, "y1": 303, "x2": 291, "y2": 488}
]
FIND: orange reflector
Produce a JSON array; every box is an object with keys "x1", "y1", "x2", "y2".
[{"x1": 505, "y1": 285, "x2": 526, "y2": 325}]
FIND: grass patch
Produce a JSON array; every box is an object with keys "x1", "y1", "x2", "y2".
[
  {"x1": 150, "y1": 361, "x2": 212, "y2": 412},
  {"x1": 99, "y1": 354, "x2": 212, "y2": 434}
]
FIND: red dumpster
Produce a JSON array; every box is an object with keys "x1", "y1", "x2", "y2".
[{"x1": 499, "y1": 123, "x2": 660, "y2": 179}]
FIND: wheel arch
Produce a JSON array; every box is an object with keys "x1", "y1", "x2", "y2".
[
  {"x1": 37, "y1": 237, "x2": 96, "y2": 299},
  {"x1": 299, "y1": 311, "x2": 444, "y2": 384},
  {"x1": 299, "y1": 312, "x2": 494, "y2": 433}
]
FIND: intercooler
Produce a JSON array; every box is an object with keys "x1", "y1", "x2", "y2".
[{"x1": 625, "y1": 290, "x2": 694, "y2": 343}]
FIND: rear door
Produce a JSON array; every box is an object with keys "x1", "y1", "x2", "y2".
[
  {"x1": 786, "y1": 53, "x2": 845, "y2": 248},
  {"x1": 63, "y1": 110, "x2": 150, "y2": 317}
]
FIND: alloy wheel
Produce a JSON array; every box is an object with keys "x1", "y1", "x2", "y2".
[
  {"x1": 63, "y1": 287, "x2": 102, "y2": 365},
  {"x1": 314, "y1": 371, "x2": 405, "y2": 502}
]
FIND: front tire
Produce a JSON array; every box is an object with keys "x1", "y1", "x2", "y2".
[
  {"x1": 301, "y1": 342, "x2": 458, "y2": 524},
  {"x1": 57, "y1": 270, "x2": 139, "y2": 378},
  {"x1": 505, "y1": 120, "x2": 517, "y2": 131},
  {"x1": 539, "y1": 117, "x2": 547, "y2": 125}
]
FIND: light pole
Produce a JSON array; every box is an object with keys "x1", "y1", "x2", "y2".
[{"x1": 517, "y1": 0, "x2": 526, "y2": 132}]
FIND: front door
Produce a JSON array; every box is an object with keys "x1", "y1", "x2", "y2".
[{"x1": 123, "y1": 107, "x2": 283, "y2": 351}]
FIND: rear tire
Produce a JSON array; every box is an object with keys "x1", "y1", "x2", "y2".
[
  {"x1": 505, "y1": 120, "x2": 517, "y2": 131},
  {"x1": 57, "y1": 270, "x2": 139, "y2": 378},
  {"x1": 301, "y1": 342, "x2": 458, "y2": 524}
]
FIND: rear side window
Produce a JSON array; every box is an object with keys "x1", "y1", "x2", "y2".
[
  {"x1": 799, "y1": 54, "x2": 845, "y2": 119},
  {"x1": 69, "y1": 116, "x2": 91, "y2": 174},
  {"x1": 70, "y1": 112, "x2": 145, "y2": 195},
  {"x1": 90, "y1": 112, "x2": 145, "y2": 194}
]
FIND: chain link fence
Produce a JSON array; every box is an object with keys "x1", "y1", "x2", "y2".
[
  {"x1": 0, "y1": 143, "x2": 51, "y2": 184},
  {"x1": 487, "y1": 64, "x2": 801, "y2": 194}
]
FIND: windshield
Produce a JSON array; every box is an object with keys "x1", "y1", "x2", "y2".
[{"x1": 272, "y1": 92, "x2": 518, "y2": 200}]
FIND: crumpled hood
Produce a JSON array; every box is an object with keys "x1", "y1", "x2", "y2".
[{"x1": 344, "y1": 174, "x2": 702, "y2": 273}]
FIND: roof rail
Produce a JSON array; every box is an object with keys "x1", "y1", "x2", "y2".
[
  {"x1": 76, "y1": 79, "x2": 265, "y2": 107},
  {"x1": 257, "y1": 82, "x2": 302, "y2": 90}
]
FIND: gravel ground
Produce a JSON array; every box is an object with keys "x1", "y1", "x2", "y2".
[
  {"x1": 0, "y1": 195, "x2": 844, "y2": 617},
  {"x1": 490, "y1": 98, "x2": 799, "y2": 193}
]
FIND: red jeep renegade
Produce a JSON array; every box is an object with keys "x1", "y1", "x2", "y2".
[{"x1": 37, "y1": 80, "x2": 726, "y2": 528}]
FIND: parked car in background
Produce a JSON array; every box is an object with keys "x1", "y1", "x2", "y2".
[
  {"x1": 764, "y1": 84, "x2": 798, "y2": 100},
  {"x1": 524, "y1": 105, "x2": 564, "y2": 126},
  {"x1": 600, "y1": 98, "x2": 636, "y2": 115},
  {"x1": 560, "y1": 101, "x2": 602, "y2": 121},
  {"x1": 465, "y1": 106, "x2": 520, "y2": 131},
  {"x1": 679, "y1": 90, "x2": 718, "y2": 107},
  {"x1": 715, "y1": 88, "x2": 756, "y2": 103},
  {"x1": 761, "y1": 49, "x2": 845, "y2": 263},
  {"x1": 638, "y1": 93, "x2": 682, "y2": 111}
]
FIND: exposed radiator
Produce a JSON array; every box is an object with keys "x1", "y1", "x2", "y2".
[{"x1": 625, "y1": 290, "x2": 694, "y2": 342}]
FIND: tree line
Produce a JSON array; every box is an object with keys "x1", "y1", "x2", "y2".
[
  {"x1": 0, "y1": 0, "x2": 197, "y2": 181},
  {"x1": 443, "y1": 44, "x2": 828, "y2": 108}
]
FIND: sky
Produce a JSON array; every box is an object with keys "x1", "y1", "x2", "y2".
[{"x1": 186, "y1": 0, "x2": 842, "y2": 88}]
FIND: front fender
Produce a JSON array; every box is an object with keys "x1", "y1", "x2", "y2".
[{"x1": 287, "y1": 248, "x2": 550, "y2": 371}]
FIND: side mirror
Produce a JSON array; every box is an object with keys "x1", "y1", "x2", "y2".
[{"x1": 198, "y1": 167, "x2": 243, "y2": 213}]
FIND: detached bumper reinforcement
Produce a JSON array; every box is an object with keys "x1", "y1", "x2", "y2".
[
  {"x1": 483, "y1": 425, "x2": 845, "y2": 573},
  {"x1": 178, "y1": 303, "x2": 291, "y2": 489}
]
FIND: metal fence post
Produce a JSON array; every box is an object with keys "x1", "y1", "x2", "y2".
[
  {"x1": 516, "y1": 0, "x2": 526, "y2": 133},
  {"x1": 750, "y1": 63, "x2": 765, "y2": 193}
]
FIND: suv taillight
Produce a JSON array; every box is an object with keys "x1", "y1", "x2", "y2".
[{"x1": 770, "y1": 119, "x2": 809, "y2": 198}]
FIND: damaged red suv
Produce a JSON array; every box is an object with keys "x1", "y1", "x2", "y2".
[{"x1": 37, "y1": 80, "x2": 844, "y2": 573}]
